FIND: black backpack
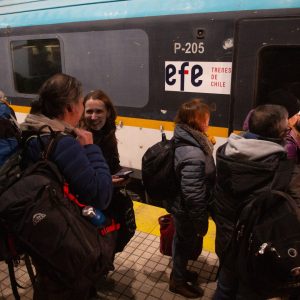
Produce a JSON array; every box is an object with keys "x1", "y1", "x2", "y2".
[
  {"x1": 142, "y1": 133, "x2": 190, "y2": 207},
  {"x1": 230, "y1": 160, "x2": 300, "y2": 297},
  {"x1": 107, "y1": 189, "x2": 136, "y2": 253},
  {"x1": 0, "y1": 129, "x2": 117, "y2": 295},
  {"x1": 0, "y1": 99, "x2": 20, "y2": 167},
  {"x1": 0, "y1": 101, "x2": 35, "y2": 300}
]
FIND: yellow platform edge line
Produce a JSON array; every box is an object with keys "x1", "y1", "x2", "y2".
[{"x1": 133, "y1": 201, "x2": 216, "y2": 253}]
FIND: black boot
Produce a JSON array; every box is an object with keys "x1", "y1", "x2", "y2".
[
  {"x1": 186, "y1": 270, "x2": 198, "y2": 283},
  {"x1": 169, "y1": 276, "x2": 203, "y2": 298}
]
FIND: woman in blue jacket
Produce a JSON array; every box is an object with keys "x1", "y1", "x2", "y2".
[
  {"x1": 169, "y1": 99, "x2": 216, "y2": 298},
  {"x1": 21, "y1": 73, "x2": 113, "y2": 299}
]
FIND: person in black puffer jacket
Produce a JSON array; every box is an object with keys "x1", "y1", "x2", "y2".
[
  {"x1": 212, "y1": 104, "x2": 300, "y2": 300},
  {"x1": 168, "y1": 99, "x2": 216, "y2": 299}
]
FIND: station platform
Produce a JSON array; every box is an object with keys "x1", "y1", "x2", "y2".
[{"x1": 0, "y1": 202, "x2": 218, "y2": 299}]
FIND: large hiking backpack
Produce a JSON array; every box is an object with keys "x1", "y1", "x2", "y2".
[
  {"x1": 0, "y1": 129, "x2": 117, "y2": 292},
  {"x1": 141, "y1": 133, "x2": 190, "y2": 207},
  {"x1": 230, "y1": 161, "x2": 300, "y2": 297}
]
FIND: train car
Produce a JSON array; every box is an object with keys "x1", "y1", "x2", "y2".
[{"x1": 1, "y1": 0, "x2": 300, "y2": 179}]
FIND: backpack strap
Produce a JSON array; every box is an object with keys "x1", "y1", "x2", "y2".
[
  {"x1": 23, "y1": 126, "x2": 68, "y2": 161},
  {"x1": 272, "y1": 190, "x2": 300, "y2": 222},
  {"x1": 99, "y1": 219, "x2": 121, "y2": 236},
  {"x1": 270, "y1": 158, "x2": 295, "y2": 191},
  {"x1": 7, "y1": 259, "x2": 21, "y2": 300},
  {"x1": 24, "y1": 254, "x2": 36, "y2": 287}
]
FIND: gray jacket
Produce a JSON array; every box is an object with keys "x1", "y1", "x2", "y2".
[{"x1": 169, "y1": 124, "x2": 215, "y2": 235}]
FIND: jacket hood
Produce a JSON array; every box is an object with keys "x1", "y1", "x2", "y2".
[
  {"x1": 217, "y1": 134, "x2": 287, "y2": 196},
  {"x1": 225, "y1": 133, "x2": 286, "y2": 160},
  {"x1": 21, "y1": 114, "x2": 74, "y2": 134}
]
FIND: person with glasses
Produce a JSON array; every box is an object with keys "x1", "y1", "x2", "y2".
[
  {"x1": 266, "y1": 89, "x2": 300, "y2": 163},
  {"x1": 212, "y1": 104, "x2": 299, "y2": 299}
]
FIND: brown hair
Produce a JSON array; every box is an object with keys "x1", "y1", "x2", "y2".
[
  {"x1": 175, "y1": 98, "x2": 210, "y2": 132},
  {"x1": 30, "y1": 73, "x2": 82, "y2": 118}
]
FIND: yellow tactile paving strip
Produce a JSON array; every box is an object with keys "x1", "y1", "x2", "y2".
[{"x1": 133, "y1": 201, "x2": 216, "y2": 253}]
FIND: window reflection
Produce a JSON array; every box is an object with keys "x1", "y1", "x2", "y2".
[{"x1": 11, "y1": 39, "x2": 62, "y2": 94}]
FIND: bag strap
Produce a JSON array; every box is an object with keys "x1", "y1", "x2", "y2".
[
  {"x1": 272, "y1": 190, "x2": 300, "y2": 222},
  {"x1": 23, "y1": 125, "x2": 66, "y2": 159},
  {"x1": 100, "y1": 219, "x2": 120, "y2": 236},
  {"x1": 7, "y1": 259, "x2": 20, "y2": 300},
  {"x1": 63, "y1": 183, "x2": 86, "y2": 208},
  {"x1": 24, "y1": 254, "x2": 36, "y2": 287},
  {"x1": 270, "y1": 158, "x2": 294, "y2": 191}
]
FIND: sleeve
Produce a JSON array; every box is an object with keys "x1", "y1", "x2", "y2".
[
  {"x1": 177, "y1": 147, "x2": 209, "y2": 236},
  {"x1": 285, "y1": 137, "x2": 298, "y2": 162},
  {"x1": 288, "y1": 165, "x2": 300, "y2": 205},
  {"x1": 105, "y1": 143, "x2": 121, "y2": 175},
  {"x1": 52, "y1": 136, "x2": 113, "y2": 210}
]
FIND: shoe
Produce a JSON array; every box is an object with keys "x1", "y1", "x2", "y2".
[
  {"x1": 186, "y1": 270, "x2": 198, "y2": 283},
  {"x1": 169, "y1": 277, "x2": 204, "y2": 298}
]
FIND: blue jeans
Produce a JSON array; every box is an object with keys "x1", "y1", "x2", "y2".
[
  {"x1": 172, "y1": 215, "x2": 200, "y2": 281},
  {"x1": 213, "y1": 265, "x2": 265, "y2": 300}
]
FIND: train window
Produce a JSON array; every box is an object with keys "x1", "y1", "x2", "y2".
[
  {"x1": 256, "y1": 46, "x2": 300, "y2": 103},
  {"x1": 61, "y1": 29, "x2": 149, "y2": 108},
  {"x1": 11, "y1": 39, "x2": 62, "y2": 94}
]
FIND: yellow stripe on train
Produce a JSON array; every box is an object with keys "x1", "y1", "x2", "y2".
[{"x1": 12, "y1": 105, "x2": 228, "y2": 138}]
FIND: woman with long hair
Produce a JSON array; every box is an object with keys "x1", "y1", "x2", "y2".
[{"x1": 80, "y1": 89, "x2": 120, "y2": 174}]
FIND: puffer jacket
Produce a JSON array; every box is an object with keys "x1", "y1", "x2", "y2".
[
  {"x1": 168, "y1": 124, "x2": 215, "y2": 235},
  {"x1": 21, "y1": 114, "x2": 113, "y2": 210},
  {"x1": 213, "y1": 133, "x2": 289, "y2": 261}
]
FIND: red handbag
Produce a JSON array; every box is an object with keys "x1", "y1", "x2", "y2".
[
  {"x1": 158, "y1": 214, "x2": 203, "y2": 259},
  {"x1": 158, "y1": 214, "x2": 175, "y2": 256}
]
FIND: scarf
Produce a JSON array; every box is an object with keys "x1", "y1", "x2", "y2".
[{"x1": 178, "y1": 124, "x2": 214, "y2": 155}]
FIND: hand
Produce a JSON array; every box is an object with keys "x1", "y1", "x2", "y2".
[
  {"x1": 74, "y1": 128, "x2": 93, "y2": 145},
  {"x1": 112, "y1": 175, "x2": 130, "y2": 187}
]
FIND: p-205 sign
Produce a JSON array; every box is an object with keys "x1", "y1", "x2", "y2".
[{"x1": 165, "y1": 61, "x2": 232, "y2": 95}]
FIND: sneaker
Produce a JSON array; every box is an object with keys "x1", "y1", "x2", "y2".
[{"x1": 169, "y1": 277, "x2": 204, "y2": 298}]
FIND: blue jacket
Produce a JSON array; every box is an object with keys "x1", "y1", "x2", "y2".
[
  {"x1": 24, "y1": 134, "x2": 112, "y2": 210},
  {"x1": 0, "y1": 102, "x2": 19, "y2": 167},
  {"x1": 0, "y1": 138, "x2": 18, "y2": 166}
]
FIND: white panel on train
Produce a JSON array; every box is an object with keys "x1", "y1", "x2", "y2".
[{"x1": 165, "y1": 61, "x2": 232, "y2": 95}]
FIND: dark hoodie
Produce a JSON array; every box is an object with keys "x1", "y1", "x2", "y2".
[{"x1": 213, "y1": 133, "x2": 288, "y2": 260}]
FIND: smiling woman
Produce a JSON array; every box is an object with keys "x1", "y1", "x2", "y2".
[{"x1": 80, "y1": 89, "x2": 120, "y2": 174}]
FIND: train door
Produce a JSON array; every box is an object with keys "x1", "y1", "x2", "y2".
[{"x1": 231, "y1": 17, "x2": 300, "y2": 132}]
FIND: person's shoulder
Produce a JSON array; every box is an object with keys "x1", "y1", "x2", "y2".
[
  {"x1": 51, "y1": 133, "x2": 81, "y2": 154},
  {"x1": 176, "y1": 142, "x2": 205, "y2": 163}
]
